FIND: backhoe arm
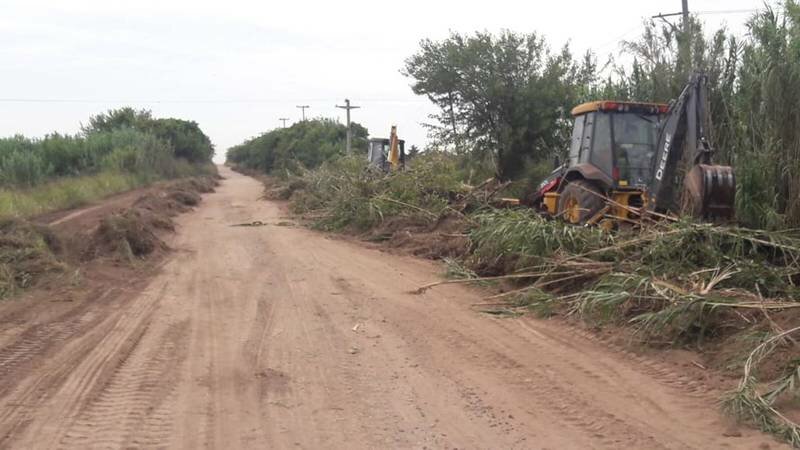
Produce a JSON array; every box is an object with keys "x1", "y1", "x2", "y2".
[{"x1": 647, "y1": 73, "x2": 735, "y2": 219}]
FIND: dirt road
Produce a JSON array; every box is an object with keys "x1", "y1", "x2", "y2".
[{"x1": 0, "y1": 167, "x2": 784, "y2": 449}]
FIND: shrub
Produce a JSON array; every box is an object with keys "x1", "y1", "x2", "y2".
[
  {"x1": 0, "y1": 218, "x2": 63, "y2": 298},
  {"x1": 289, "y1": 153, "x2": 466, "y2": 231},
  {"x1": 226, "y1": 118, "x2": 368, "y2": 175}
]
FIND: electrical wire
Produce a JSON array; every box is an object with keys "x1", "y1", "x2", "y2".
[
  {"x1": 694, "y1": 9, "x2": 758, "y2": 15},
  {"x1": 0, "y1": 98, "x2": 429, "y2": 105}
]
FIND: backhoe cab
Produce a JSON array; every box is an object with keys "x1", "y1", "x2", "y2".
[
  {"x1": 531, "y1": 73, "x2": 736, "y2": 227},
  {"x1": 367, "y1": 126, "x2": 405, "y2": 172}
]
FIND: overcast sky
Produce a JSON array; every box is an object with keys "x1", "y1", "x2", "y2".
[{"x1": 1, "y1": 0, "x2": 763, "y2": 162}]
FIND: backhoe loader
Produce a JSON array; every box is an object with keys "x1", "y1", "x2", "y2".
[
  {"x1": 367, "y1": 126, "x2": 405, "y2": 172},
  {"x1": 527, "y1": 73, "x2": 735, "y2": 227}
]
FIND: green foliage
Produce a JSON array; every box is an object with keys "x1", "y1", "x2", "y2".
[
  {"x1": 723, "y1": 327, "x2": 800, "y2": 446},
  {"x1": 100, "y1": 129, "x2": 173, "y2": 174},
  {"x1": 0, "y1": 107, "x2": 215, "y2": 218},
  {"x1": 0, "y1": 107, "x2": 214, "y2": 190},
  {"x1": 145, "y1": 118, "x2": 214, "y2": 163},
  {"x1": 0, "y1": 218, "x2": 63, "y2": 298},
  {"x1": 288, "y1": 152, "x2": 466, "y2": 231},
  {"x1": 226, "y1": 118, "x2": 368, "y2": 175},
  {"x1": 82, "y1": 107, "x2": 154, "y2": 134},
  {"x1": 0, "y1": 171, "x2": 142, "y2": 218},
  {"x1": 468, "y1": 209, "x2": 611, "y2": 273},
  {"x1": 403, "y1": 30, "x2": 591, "y2": 179}
]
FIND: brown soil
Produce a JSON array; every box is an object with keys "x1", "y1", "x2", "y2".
[
  {"x1": 2, "y1": 176, "x2": 217, "y2": 299},
  {"x1": 0, "y1": 166, "x2": 789, "y2": 449},
  {"x1": 363, "y1": 212, "x2": 471, "y2": 260}
]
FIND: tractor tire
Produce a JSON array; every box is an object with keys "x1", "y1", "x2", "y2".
[{"x1": 557, "y1": 180, "x2": 605, "y2": 225}]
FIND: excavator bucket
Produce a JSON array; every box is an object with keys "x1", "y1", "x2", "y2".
[{"x1": 681, "y1": 164, "x2": 736, "y2": 221}]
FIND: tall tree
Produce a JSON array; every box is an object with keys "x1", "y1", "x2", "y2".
[{"x1": 403, "y1": 30, "x2": 588, "y2": 179}]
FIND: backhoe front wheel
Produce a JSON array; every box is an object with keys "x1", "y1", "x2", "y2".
[{"x1": 557, "y1": 180, "x2": 604, "y2": 225}]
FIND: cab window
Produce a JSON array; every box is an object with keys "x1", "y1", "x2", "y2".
[
  {"x1": 579, "y1": 113, "x2": 594, "y2": 164},
  {"x1": 568, "y1": 115, "x2": 584, "y2": 165},
  {"x1": 613, "y1": 113, "x2": 658, "y2": 185},
  {"x1": 591, "y1": 112, "x2": 613, "y2": 177}
]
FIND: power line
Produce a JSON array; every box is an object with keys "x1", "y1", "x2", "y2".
[
  {"x1": 0, "y1": 97, "x2": 429, "y2": 104},
  {"x1": 279, "y1": 117, "x2": 289, "y2": 128},
  {"x1": 652, "y1": 7, "x2": 758, "y2": 21},
  {"x1": 694, "y1": 9, "x2": 758, "y2": 15},
  {"x1": 594, "y1": 22, "x2": 647, "y2": 51}
]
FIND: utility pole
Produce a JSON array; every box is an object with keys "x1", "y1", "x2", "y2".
[
  {"x1": 681, "y1": 0, "x2": 690, "y2": 31},
  {"x1": 296, "y1": 105, "x2": 310, "y2": 121},
  {"x1": 279, "y1": 117, "x2": 289, "y2": 128},
  {"x1": 335, "y1": 99, "x2": 360, "y2": 154},
  {"x1": 652, "y1": 1, "x2": 690, "y2": 31}
]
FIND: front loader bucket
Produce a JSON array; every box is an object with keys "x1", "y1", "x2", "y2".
[{"x1": 681, "y1": 164, "x2": 736, "y2": 221}]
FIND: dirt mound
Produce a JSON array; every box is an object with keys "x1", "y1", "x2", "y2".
[
  {"x1": 81, "y1": 176, "x2": 218, "y2": 262},
  {"x1": 0, "y1": 218, "x2": 64, "y2": 298},
  {"x1": 171, "y1": 177, "x2": 218, "y2": 194},
  {"x1": 366, "y1": 212, "x2": 470, "y2": 260},
  {"x1": 125, "y1": 207, "x2": 175, "y2": 232},
  {"x1": 168, "y1": 189, "x2": 201, "y2": 207},
  {"x1": 0, "y1": 175, "x2": 217, "y2": 300},
  {"x1": 133, "y1": 176, "x2": 216, "y2": 216},
  {"x1": 87, "y1": 210, "x2": 168, "y2": 260},
  {"x1": 134, "y1": 192, "x2": 191, "y2": 215},
  {"x1": 263, "y1": 177, "x2": 307, "y2": 200}
]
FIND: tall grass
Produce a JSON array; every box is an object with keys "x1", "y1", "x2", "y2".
[
  {"x1": 0, "y1": 171, "x2": 144, "y2": 218},
  {"x1": 0, "y1": 108, "x2": 217, "y2": 218},
  {"x1": 289, "y1": 152, "x2": 466, "y2": 231}
]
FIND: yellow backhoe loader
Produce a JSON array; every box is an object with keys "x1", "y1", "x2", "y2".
[
  {"x1": 526, "y1": 73, "x2": 735, "y2": 227},
  {"x1": 367, "y1": 126, "x2": 405, "y2": 172}
]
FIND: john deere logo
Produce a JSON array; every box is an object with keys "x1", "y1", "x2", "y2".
[{"x1": 655, "y1": 133, "x2": 671, "y2": 181}]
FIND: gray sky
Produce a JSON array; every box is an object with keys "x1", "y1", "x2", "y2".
[{"x1": 1, "y1": 0, "x2": 761, "y2": 162}]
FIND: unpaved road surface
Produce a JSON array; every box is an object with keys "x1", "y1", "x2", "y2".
[{"x1": 0, "y1": 167, "x2": 784, "y2": 449}]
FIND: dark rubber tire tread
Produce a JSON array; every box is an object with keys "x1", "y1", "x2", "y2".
[{"x1": 557, "y1": 180, "x2": 605, "y2": 225}]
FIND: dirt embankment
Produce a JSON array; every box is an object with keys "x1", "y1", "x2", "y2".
[{"x1": 1, "y1": 175, "x2": 219, "y2": 302}]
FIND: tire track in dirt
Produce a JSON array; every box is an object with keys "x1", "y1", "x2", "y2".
[
  {"x1": 58, "y1": 321, "x2": 189, "y2": 449},
  {"x1": 0, "y1": 287, "x2": 117, "y2": 397},
  {"x1": 0, "y1": 282, "x2": 168, "y2": 448},
  {"x1": 388, "y1": 312, "x2": 667, "y2": 448}
]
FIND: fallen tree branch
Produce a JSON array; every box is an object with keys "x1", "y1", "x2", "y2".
[
  {"x1": 724, "y1": 326, "x2": 800, "y2": 446},
  {"x1": 410, "y1": 271, "x2": 563, "y2": 294},
  {"x1": 373, "y1": 195, "x2": 439, "y2": 219}
]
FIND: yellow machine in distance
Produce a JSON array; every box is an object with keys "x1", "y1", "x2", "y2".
[{"x1": 367, "y1": 126, "x2": 406, "y2": 172}]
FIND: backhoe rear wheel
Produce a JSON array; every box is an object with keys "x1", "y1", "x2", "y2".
[{"x1": 557, "y1": 180, "x2": 605, "y2": 225}]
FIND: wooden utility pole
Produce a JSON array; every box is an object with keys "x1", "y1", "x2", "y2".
[
  {"x1": 652, "y1": 1, "x2": 690, "y2": 30},
  {"x1": 335, "y1": 99, "x2": 360, "y2": 154},
  {"x1": 682, "y1": 0, "x2": 690, "y2": 30},
  {"x1": 279, "y1": 118, "x2": 289, "y2": 128},
  {"x1": 296, "y1": 105, "x2": 309, "y2": 121}
]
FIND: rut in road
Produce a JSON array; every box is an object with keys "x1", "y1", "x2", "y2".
[{"x1": 0, "y1": 166, "x2": 786, "y2": 449}]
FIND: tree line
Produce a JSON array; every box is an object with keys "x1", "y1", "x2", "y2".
[
  {"x1": 226, "y1": 118, "x2": 368, "y2": 174},
  {"x1": 0, "y1": 107, "x2": 214, "y2": 188}
]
